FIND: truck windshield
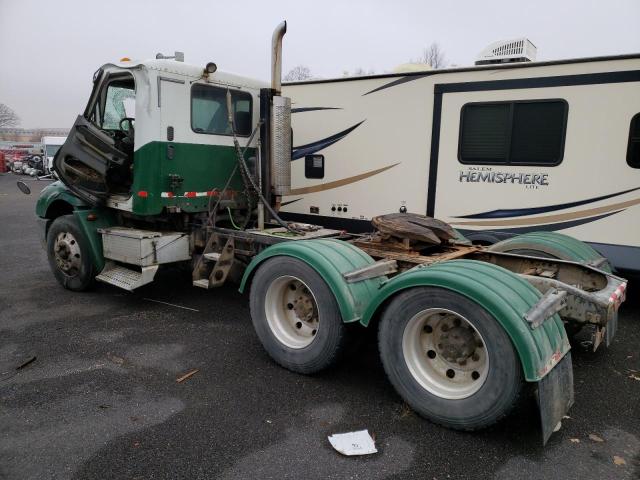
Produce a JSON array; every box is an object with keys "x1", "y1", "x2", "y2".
[{"x1": 102, "y1": 81, "x2": 135, "y2": 130}]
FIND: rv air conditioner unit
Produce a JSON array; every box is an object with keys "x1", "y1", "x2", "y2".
[{"x1": 475, "y1": 38, "x2": 536, "y2": 65}]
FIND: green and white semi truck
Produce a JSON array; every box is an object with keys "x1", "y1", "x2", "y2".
[{"x1": 35, "y1": 22, "x2": 627, "y2": 443}]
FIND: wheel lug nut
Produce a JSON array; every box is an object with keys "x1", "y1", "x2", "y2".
[{"x1": 472, "y1": 353, "x2": 480, "y2": 362}]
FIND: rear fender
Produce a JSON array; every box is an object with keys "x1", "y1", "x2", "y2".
[
  {"x1": 239, "y1": 239, "x2": 383, "y2": 324},
  {"x1": 361, "y1": 259, "x2": 570, "y2": 382}
]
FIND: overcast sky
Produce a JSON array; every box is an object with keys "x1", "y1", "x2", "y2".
[{"x1": 1, "y1": 0, "x2": 638, "y2": 128}]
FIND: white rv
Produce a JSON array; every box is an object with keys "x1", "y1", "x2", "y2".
[
  {"x1": 41, "y1": 136, "x2": 67, "y2": 173},
  {"x1": 281, "y1": 53, "x2": 640, "y2": 273}
]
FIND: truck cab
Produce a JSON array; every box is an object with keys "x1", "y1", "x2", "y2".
[{"x1": 54, "y1": 58, "x2": 265, "y2": 215}]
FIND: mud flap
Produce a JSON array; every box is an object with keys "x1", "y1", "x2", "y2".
[{"x1": 537, "y1": 351, "x2": 574, "y2": 445}]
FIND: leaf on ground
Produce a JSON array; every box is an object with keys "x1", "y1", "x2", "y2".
[
  {"x1": 570, "y1": 438, "x2": 580, "y2": 443},
  {"x1": 629, "y1": 374, "x2": 640, "y2": 381},
  {"x1": 589, "y1": 434, "x2": 604, "y2": 442},
  {"x1": 613, "y1": 455, "x2": 626, "y2": 466},
  {"x1": 107, "y1": 354, "x2": 125, "y2": 365}
]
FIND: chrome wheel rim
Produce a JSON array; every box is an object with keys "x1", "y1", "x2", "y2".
[
  {"x1": 264, "y1": 275, "x2": 319, "y2": 349},
  {"x1": 53, "y1": 231, "x2": 82, "y2": 276},
  {"x1": 402, "y1": 308, "x2": 489, "y2": 399}
]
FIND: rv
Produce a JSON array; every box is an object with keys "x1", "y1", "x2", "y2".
[{"x1": 281, "y1": 52, "x2": 640, "y2": 274}]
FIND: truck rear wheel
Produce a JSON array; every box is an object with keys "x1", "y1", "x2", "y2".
[
  {"x1": 46, "y1": 214, "x2": 96, "y2": 291},
  {"x1": 379, "y1": 287, "x2": 523, "y2": 430},
  {"x1": 249, "y1": 256, "x2": 348, "y2": 374}
]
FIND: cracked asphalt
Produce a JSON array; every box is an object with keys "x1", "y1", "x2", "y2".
[{"x1": 1, "y1": 174, "x2": 639, "y2": 479}]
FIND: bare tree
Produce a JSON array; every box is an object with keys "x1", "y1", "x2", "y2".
[
  {"x1": 420, "y1": 43, "x2": 447, "y2": 69},
  {"x1": 284, "y1": 65, "x2": 313, "y2": 81},
  {"x1": 343, "y1": 67, "x2": 375, "y2": 77},
  {"x1": 0, "y1": 103, "x2": 20, "y2": 128}
]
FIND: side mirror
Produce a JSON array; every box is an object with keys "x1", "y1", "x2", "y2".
[{"x1": 17, "y1": 181, "x2": 31, "y2": 195}]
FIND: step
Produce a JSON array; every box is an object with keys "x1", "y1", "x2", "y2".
[
  {"x1": 96, "y1": 262, "x2": 159, "y2": 291},
  {"x1": 193, "y1": 279, "x2": 210, "y2": 289},
  {"x1": 203, "y1": 252, "x2": 221, "y2": 262}
]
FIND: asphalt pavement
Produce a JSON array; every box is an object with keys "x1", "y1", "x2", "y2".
[{"x1": 1, "y1": 173, "x2": 639, "y2": 480}]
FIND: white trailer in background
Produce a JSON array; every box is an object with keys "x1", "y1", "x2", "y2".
[
  {"x1": 41, "y1": 136, "x2": 67, "y2": 173},
  {"x1": 281, "y1": 53, "x2": 640, "y2": 273}
]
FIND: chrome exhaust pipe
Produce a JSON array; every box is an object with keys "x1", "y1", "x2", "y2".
[{"x1": 271, "y1": 21, "x2": 287, "y2": 94}]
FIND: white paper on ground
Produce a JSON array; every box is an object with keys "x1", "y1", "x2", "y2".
[{"x1": 327, "y1": 429, "x2": 378, "y2": 456}]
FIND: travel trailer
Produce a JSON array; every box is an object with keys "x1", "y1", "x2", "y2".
[{"x1": 281, "y1": 52, "x2": 640, "y2": 274}]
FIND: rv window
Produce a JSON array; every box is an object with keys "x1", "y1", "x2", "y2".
[
  {"x1": 191, "y1": 84, "x2": 252, "y2": 137},
  {"x1": 459, "y1": 100, "x2": 567, "y2": 166},
  {"x1": 627, "y1": 113, "x2": 640, "y2": 169}
]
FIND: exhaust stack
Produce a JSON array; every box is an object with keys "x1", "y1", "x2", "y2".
[
  {"x1": 271, "y1": 21, "x2": 287, "y2": 94},
  {"x1": 269, "y1": 20, "x2": 291, "y2": 198}
]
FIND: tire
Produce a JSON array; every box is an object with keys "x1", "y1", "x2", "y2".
[
  {"x1": 46, "y1": 214, "x2": 96, "y2": 291},
  {"x1": 249, "y1": 256, "x2": 348, "y2": 374},
  {"x1": 378, "y1": 287, "x2": 523, "y2": 431}
]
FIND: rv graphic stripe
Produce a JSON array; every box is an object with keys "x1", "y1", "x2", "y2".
[
  {"x1": 363, "y1": 75, "x2": 430, "y2": 96},
  {"x1": 288, "y1": 163, "x2": 399, "y2": 195},
  {"x1": 455, "y1": 187, "x2": 640, "y2": 219},
  {"x1": 452, "y1": 196, "x2": 640, "y2": 227},
  {"x1": 291, "y1": 121, "x2": 365, "y2": 160},
  {"x1": 291, "y1": 107, "x2": 342, "y2": 113},
  {"x1": 478, "y1": 210, "x2": 624, "y2": 235}
]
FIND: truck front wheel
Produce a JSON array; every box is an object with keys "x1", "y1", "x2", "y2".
[
  {"x1": 249, "y1": 256, "x2": 348, "y2": 374},
  {"x1": 46, "y1": 214, "x2": 96, "y2": 291},
  {"x1": 379, "y1": 287, "x2": 523, "y2": 430}
]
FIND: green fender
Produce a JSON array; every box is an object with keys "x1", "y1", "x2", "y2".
[
  {"x1": 35, "y1": 181, "x2": 89, "y2": 218},
  {"x1": 489, "y1": 231, "x2": 612, "y2": 272},
  {"x1": 361, "y1": 259, "x2": 570, "y2": 382},
  {"x1": 239, "y1": 239, "x2": 384, "y2": 324},
  {"x1": 72, "y1": 208, "x2": 117, "y2": 272},
  {"x1": 36, "y1": 181, "x2": 116, "y2": 272}
]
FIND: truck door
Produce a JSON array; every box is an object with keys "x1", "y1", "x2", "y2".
[{"x1": 54, "y1": 70, "x2": 135, "y2": 205}]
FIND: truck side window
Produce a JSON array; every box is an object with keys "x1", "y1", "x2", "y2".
[
  {"x1": 191, "y1": 84, "x2": 252, "y2": 137},
  {"x1": 459, "y1": 100, "x2": 567, "y2": 166},
  {"x1": 628, "y1": 113, "x2": 640, "y2": 168}
]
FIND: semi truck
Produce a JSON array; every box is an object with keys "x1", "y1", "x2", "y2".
[{"x1": 35, "y1": 22, "x2": 628, "y2": 444}]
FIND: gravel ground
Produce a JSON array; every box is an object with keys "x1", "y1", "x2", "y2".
[{"x1": 1, "y1": 174, "x2": 639, "y2": 480}]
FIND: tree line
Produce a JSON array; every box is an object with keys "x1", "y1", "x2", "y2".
[{"x1": 284, "y1": 42, "x2": 447, "y2": 81}]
